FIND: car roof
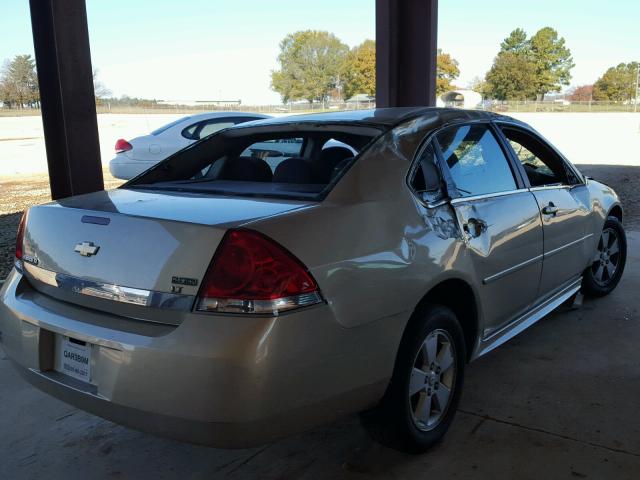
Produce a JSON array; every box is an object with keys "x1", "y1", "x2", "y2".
[
  {"x1": 182, "y1": 111, "x2": 271, "y2": 122},
  {"x1": 238, "y1": 107, "x2": 511, "y2": 130}
]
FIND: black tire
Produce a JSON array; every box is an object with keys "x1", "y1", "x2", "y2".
[
  {"x1": 363, "y1": 305, "x2": 466, "y2": 453},
  {"x1": 582, "y1": 216, "x2": 627, "y2": 298}
]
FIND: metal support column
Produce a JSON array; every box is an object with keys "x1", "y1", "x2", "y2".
[
  {"x1": 29, "y1": 0, "x2": 103, "y2": 200},
  {"x1": 376, "y1": 0, "x2": 438, "y2": 107}
]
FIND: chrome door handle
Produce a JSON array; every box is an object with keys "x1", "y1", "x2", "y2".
[
  {"x1": 463, "y1": 218, "x2": 487, "y2": 238},
  {"x1": 542, "y1": 203, "x2": 559, "y2": 215}
]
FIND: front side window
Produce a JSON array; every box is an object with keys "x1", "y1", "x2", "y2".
[
  {"x1": 436, "y1": 124, "x2": 516, "y2": 197},
  {"x1": 500, "y1": 126, "x2": 577, "y2": 187}
]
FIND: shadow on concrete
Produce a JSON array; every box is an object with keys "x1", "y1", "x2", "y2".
[{"x1": 0, "y1": 169, "x2": 640, "y2": 477}]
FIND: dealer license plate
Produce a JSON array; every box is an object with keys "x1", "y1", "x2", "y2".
[{"x1": 56, "y1": 336, "x2": 92, "y2": 383}]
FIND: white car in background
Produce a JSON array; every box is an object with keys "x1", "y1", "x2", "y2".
[{"x1": 109, "y1": 112, "x2": 270, "y2": 179}]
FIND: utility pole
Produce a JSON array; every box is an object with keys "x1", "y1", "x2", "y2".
[{"x1": 635, "y1": 62, "x2": 639, "y2": 113}]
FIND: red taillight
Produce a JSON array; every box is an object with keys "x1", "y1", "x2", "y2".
[
  {"x1": 15, "y1": 211, "x2": 27, "y2": 260},
  {"x1": 197, "y1": 230, "x2": 321, "y2": 314},
  {"x1": 115, "y1": 138, "x2": 132, "y2": 153}
]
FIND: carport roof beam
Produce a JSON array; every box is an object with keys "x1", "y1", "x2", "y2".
[
  {"x1": 376, "y1": 0, "x2": 438, "y2": 108},
  {"x1": 27, "y1": 0, "x2": 439, "y2": 198},
  {"x1": 29, "y1": 0, "x2": 104, "y2": 200}
]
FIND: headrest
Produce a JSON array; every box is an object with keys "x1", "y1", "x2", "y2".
[
  {"x1": 273, "y1": 157, "x2": 312, "y2": 184},
  {"x1": 221, "y1": 156, "x2": 273, "y2": 182}
]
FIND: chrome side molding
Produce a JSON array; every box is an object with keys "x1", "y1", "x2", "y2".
[
  {"x1": 483, "y1": 254, "x2": 544, "y2": 285},
  {"x1": 482, "y1": 234, "x2": 593, "y2": 285},
  {"x1": 544, "y1": 234, "x2": 593, "y2": 259}
]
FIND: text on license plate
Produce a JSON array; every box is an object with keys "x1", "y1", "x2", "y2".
[{"x1": 56, "y1": 336, "x2": 92, "y2": 383}]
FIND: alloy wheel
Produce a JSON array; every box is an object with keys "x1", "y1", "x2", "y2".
[
  {"x1": 408, "y1": 329, "x2": 457, "y2": 431},
  {"x1": 591, "y1": 228, "x2": 621, "y2": 286}
]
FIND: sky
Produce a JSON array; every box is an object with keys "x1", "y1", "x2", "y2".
[{"x1": 1, "y1": 0, "x2": 639, "y2": 105}]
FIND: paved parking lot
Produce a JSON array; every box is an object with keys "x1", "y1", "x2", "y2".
[
  {"x1": 1, "y1": 231, "x2": 639, "y2": 479},
  {"x1": 1, "y1": 112, "x2": 639, "y2": 175}
]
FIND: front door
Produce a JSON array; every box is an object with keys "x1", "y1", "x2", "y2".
[
  {"x1": 498, "y1": 124, "x2": 592, "y2": 296},
  {"x1": 436, "y1": 123, "x2": 544, "y2": 337}
]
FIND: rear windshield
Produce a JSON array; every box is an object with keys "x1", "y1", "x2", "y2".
[
  {"x1": 126, "y1": 124, "x2": 381, "y2": 200},
  {"x1": 151, "y1": 116, "x2": 191, "y2": 136}
]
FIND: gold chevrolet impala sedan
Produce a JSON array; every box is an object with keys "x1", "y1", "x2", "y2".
[{"x1": 0, "y1": 108, "x2": 626, "y2": 452}]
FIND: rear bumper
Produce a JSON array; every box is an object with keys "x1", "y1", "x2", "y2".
[
  {"x1": 109, "y1": 157, "x2": 157, "y2": 180},
  {"x1": 0, "y1": 269, "x2": 401, "y2": 447}
]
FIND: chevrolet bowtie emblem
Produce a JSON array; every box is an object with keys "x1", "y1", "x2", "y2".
[{"x1": 74, "y1": 241, "x2": 100, "y2": 257}]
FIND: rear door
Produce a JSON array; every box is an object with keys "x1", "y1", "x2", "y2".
[
  {"x1": 436, "y1": 123, "x2": 544, "y2": 336},
  {"x1": 496, "y1": 124, "x2": 592, "y2": 297}
]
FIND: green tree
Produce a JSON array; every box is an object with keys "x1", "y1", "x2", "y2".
[
  {"x1": 0, "y1": 54, "x2": 39, "y2": 108},
  {"x1": 529, "y1": 27, "x2": 574, "y2": 99},
  {"x1": 436, "y1": 49, "x2": 460, "y2": 95},
  {"x1": 484, "y1": 51, "x2": 537, "y2": 100},
  {"x1": 341, "y1": 39, "x2": 375, "y2": 101},
  {"x1": 484, "y1": 29, "x2": 536, "y2": 100},
  {"x1": 0, "y1": 60, "x2": 9, "y2": 107},
  {"x1": 339, "y1": 42, "x2": 460, "y2": 98},
  {"x1": 271, "y1": 30, "x2": 349, "y2": 104},
  {"x1": 483, "y1": 27, "x2": 574, "y2": 100},
  {"x1": 500, "y1": 28, "x2": 529, "y2": 54},
  {"x1": 468, "y1": 76, "x2": 488, "y2": 97},
  {"x1": 593, "y1": 62, "x2": 639, "y2": 102}
]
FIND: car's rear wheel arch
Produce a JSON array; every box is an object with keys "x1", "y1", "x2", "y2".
[{"x1": 407, "y1": 279, "x2": 478, "y2": 362}]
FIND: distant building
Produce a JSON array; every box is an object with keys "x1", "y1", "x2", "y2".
[
  {"x1": 157, "y1": 99, "x2": 241, "y2": 107},
  {"x1": 346, "y1": 94, "x2": 375, "y2": 104},
  {"x1": 437, "y1": 89, "x2": 483, "y2": 109}
]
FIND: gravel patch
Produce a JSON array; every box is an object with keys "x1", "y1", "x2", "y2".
[
  {"x1": 0, "y1": 212, "x2": 22, "y2": 281},
  {"x1": 577, "y1": 165, "x2": 640, "y2": 229},
  {"x1": 0, "y1": 170, "x2": 123, "y2": 280}
]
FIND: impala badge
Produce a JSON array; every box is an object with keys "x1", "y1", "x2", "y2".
[{"x1": 74, "y1": 241, "x2": 100, "y2": 257}]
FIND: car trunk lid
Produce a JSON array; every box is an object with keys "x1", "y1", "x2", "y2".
[{"x1": 20, "y1": 188, "x2": 315, "y2": 322}]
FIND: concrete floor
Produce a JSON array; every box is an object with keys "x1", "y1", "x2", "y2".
[{"x1": 1, "y1": 232, "x2": 639, "y2": 480}]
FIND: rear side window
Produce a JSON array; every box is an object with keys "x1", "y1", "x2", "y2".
[
  {"x1": 410, "y1": 142, "x2": 443, "y2": 203},
  {"x1": 182, "y1": 120, "x2": 236, "y2": 140},
  {"x1": 437, "y1": 124, "x2": 516, "y2": 197},
  {"x1": 182, "y1": 117, "x2": 264, "y2": 141},
  {"x1": 151, "y1": 116, "x2": 191, "y2": 136},
  {"x1": 182, "y1": 123, "x2": 199, "y2": 139},
  {"x1": 199, "y1": 121, "x2": 234, "y2": 138}
]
